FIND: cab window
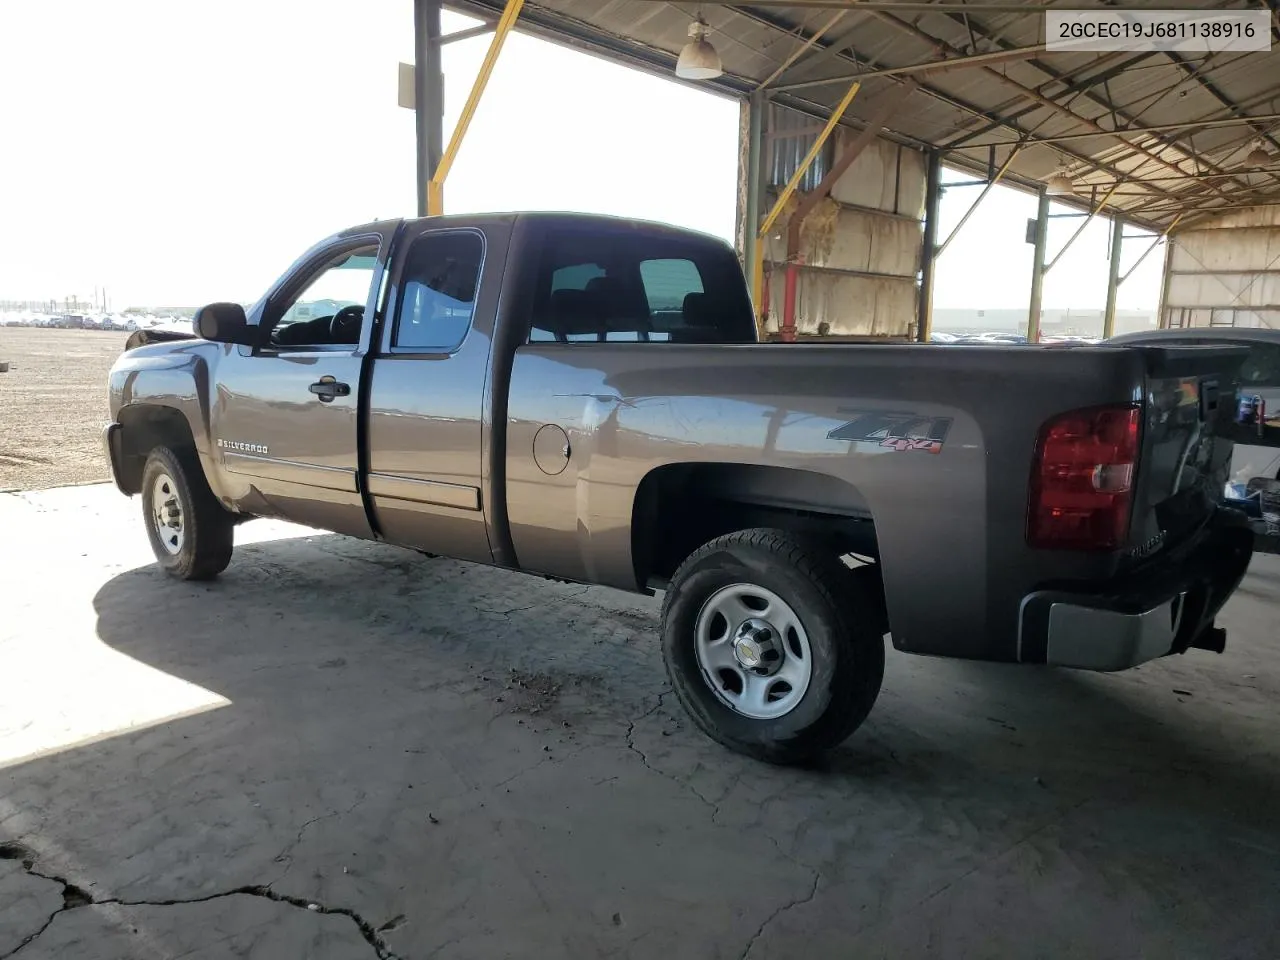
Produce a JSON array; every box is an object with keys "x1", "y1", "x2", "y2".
[{"x1": 268, "y1": 244, "x2": 378, "y2": 348}]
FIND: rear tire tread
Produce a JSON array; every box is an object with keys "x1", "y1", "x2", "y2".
[{"x1": 660, "y1": 527, "x2": 885, "y2": 764}]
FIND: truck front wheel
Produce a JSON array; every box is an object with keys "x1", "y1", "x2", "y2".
[
  {"x1": 140, "y1": 446, "x2": 235, "y2": 580},
  {"x1": 661, "y1": 529, "x2": 884, "y2": 764}
]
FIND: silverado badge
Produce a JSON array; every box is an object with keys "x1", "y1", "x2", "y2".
[{"x1": 217, "y1": 439, "x2": 270, "y2": 455}]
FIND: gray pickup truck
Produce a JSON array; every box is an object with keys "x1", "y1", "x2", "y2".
[{"x1": 104, "y1": 212, "x2": 1254, "y2": 762}]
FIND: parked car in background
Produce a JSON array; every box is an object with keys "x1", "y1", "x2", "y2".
[
  {"x1": 1042, "y1": 335, "x2": 1102, "y2": 345},
  {"x1": 953, "y1": 333, "x2": 1028, "y2": 345}
]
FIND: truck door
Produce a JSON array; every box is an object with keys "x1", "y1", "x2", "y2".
[
  {"x1": 211, "y1": 234, "x2": 386, "y2": 538},
  {"x1": 364, "y1": 224, "x2": 495, "y2": 564}
]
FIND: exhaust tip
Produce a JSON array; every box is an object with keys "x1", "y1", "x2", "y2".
[{"x1": 1189, "y1": 625, "x2": 1227, "y2": 655}]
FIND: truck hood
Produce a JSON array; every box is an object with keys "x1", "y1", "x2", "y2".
[{"x1": 124, "y1": 328, "x2": 200, "y2": 351}]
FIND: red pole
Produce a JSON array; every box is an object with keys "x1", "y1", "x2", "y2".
[
  {"x1": 781, "y1": 261, "x2": 799, "y2": 343},
  {"x1": 760, "y1": 267, "x2": 771, "y2": 338}
]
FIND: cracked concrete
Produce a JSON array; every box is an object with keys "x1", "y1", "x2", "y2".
[
  {"x1": 3, "y1": 484, "x2": 1280, "y2": 958},
  {"x1": 0, "y1": 841, "x2": 397, "y2": 959},
  {"x1": 740, "y1": 871, "x2": 821, "y2": 960}
]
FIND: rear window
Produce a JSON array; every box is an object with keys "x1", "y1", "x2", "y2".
[
  {"x1": 1158, "y1": 337, "x2": 1280, "y2": 388},
  {"x1": 1239, "y1": 343, "x2": 1280, "y2": 388},
  {"x1": 527, "y1": 227, "x2": 755, "y2": 344}
]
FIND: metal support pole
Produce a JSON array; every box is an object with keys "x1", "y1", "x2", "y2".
[
  {"x1": 935, "y1": 144, "x2": 1021, "y2": 259},
  {"x1": 743, "y1": 92, "x2": 764, "y2": 321},
  {"x1": 753, "y1": 78, "x2": 861, "y2": 340},
  {"x1": 1157, "y1": 234, "x2": 1176, "y2": 328},
  {"x1": 429, "y1": 0, "x2": 524, "y2": 215},
  {"x1": 918, "y1": 150, "x2": 941, "y2": 343},
  {"x1": 757, "y1": 80, "x2": 861, "y2": 240},
  {"x1": 1102, "y1": 215, "x2": 1123, "y2": 339},
  {"x1": 1118, "y1": 213, "x2": 1183, "y2": 285},
  {"x1": 441, "y1": 22, "x2": 496, "y2": 44},
  {"x1": 1027, "y1": 187, "x2": 1049, "y2": 343},
  {"x1": 1044, "y1": 180, "x2": 1121, "y2": 274},
  {"x1": 781, "y1": 263, "x2": 801, "y2": 343},
  {"x1": 414, "y1": 0, "x2": 444, "y2": 218},
  {"x1": 757, "y1": 9, "x2": 845, "y2": 89}
]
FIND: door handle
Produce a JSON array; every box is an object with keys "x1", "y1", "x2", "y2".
[{"x1": 309, "y1": 377, "x2": 351, "y2": 402}]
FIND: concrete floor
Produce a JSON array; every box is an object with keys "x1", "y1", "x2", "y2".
[{"x1": 2, "y1": 484, "x2": 1278, "y2": 960}]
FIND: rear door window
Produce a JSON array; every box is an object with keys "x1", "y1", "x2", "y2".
[{"x1": 393, "y1": 231, "x2": 484, "y2": 353}]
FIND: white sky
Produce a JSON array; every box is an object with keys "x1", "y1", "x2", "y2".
[{"x1": 0, "y1": 0, "x2": 1163, "y2": 314}]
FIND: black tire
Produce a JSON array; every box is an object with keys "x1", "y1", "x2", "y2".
[
  {"x1": 661, "y1": 528, "x2": 885, "y2": 764},
  {"x1": 140, "y1": 446, "x2": 235, "y2": 580}
]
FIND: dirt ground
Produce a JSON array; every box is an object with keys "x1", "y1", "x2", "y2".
[
  {"x1": 0, "y1": 328, "x2": 126, "y2": 490},
  {"x1": 3, "y1": 483, "x2": 1279, "y2": 960}
]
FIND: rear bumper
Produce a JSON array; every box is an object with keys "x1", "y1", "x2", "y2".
[{"x1": 1019, "y1": 510, "x2": 1254, "y2": 671}]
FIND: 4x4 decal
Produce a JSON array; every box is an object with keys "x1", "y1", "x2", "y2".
[{"x1": 827, "y1": 410, "x2": 953, "y2": 454}]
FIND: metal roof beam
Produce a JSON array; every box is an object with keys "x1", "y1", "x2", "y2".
[
  {"x1": 757, "y1": 9, "x2": 845, "y2": 89},
  {"x1": 1138, "y1": 181, "x2": 1280, "y2": 215},
  {"x1": 642, "y1": 1, "x2": 1267, "y2": 10},
  {"x1": 873, "y1": 11, "x2": 1228, "y2": 207},
  {"x1": 448, "y1": 0, "x2": 756, "y2": 96},
  {"x1": 771, "y1": 42, "x2": 1048, "y2": 93},
  {"x1": 441, "y1": 21, "x2": 496, "y2": 44},
  {"x1": 904, "y1": 8, "x2": 1246, "y2": 201},
  {"x1": 962, "y1": 111, "x2": 1280, "y2": 148},
  {"x1": 943, "y1": 53, "x2": 1154, "y2": 148},
  {"x1": 724, "y1": 5, "x2": 1184, "y2": 202},
  {"x1": 1164, "y1": 49, "x2": 1280, "y2": 155}
]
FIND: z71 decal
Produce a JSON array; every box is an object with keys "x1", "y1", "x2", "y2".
[{"x1": 827, "y1": 410, "x2": 953, "y2": 454}]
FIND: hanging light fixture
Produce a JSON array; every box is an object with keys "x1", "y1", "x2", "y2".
[
  {"x1": 675, "y1": 18, "x2": 723, "y2": 80},
  {"x1": 1244, "y1": 139, "x2": 1272, "y2": 167},
  {"x1": 1045, "y1": 161, "x2": 1076, "y2": 197}
]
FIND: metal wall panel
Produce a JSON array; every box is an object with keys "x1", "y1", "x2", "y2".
[
  {"x1": 764, "y1": 272, "x2": 918, "y2": 337},
  {"x1": 824, "y1": 214, "x2": 922, "y2": 276},
  {"x1": 1167, "y1": 273, "x2": 1280, "y2": 310},
  {"x1": 767, "y1": 103, "x2": 831, "y2": 193},
  {"x1": 1170, "y1": 228, "x2": 1280, "y2": 274},
  {"x1": 761, "y1": 212, "x2": 922, "y2": 276},
  {"x1": 1191, "y1": 207, "x2": 1280, "y2": 231},
  {"x1": 1162, "y1": 205, "x2": 1280, "y2": 330},
  {"x1": 1165, "y1": 307, "x2": 1280, "y2": 330},
  {"x1": 755, "y1": 129, "x2": 926, "y2": 339},
  {"x1": 827, "y1": 137, "x2": 928, "y2": 218}
]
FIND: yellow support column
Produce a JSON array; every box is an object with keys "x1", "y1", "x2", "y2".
[
  {"x1": 427, "y1": 0, "x2": 524, "y2": 215},
  {"x1": 750, "y1": 80, "x2": 862, "y2": 325}
]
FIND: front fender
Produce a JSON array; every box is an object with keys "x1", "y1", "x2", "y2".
[{"x1": 108, "y1": 341, "x2": 228, "y2": 500}]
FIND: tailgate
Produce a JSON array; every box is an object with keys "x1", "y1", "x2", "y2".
[{"x1": 1125, "y1": 345, "x2": 1248, "y2": 564}]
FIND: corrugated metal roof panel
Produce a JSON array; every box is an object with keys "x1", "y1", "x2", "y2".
[{"x1": 454, "y1": 0, "x2": 1280, "y2": 227}]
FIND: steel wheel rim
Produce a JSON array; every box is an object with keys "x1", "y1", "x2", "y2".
[
  {"x1": 151, "y1": 473, "x2": 185, "y2": 555},
  {"x1": 693, "y1": 583, "x2": 813, "y2": 720}
]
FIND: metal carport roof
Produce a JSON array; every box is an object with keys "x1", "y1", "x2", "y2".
[{"x1": 450, "y1": 0, "x2": 1280, "y2": 229}]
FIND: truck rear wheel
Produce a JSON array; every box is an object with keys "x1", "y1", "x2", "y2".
[
  {"x1": 141, "y1": 446, "x2": 235, "y2": 580},
  {"x1": 661, "y1": 528, "x2": 884, "y2": 764}
]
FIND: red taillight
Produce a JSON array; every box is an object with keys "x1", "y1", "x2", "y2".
[{"x1": 1028, "y1": 404, "x2": 1141, "y2": 551}]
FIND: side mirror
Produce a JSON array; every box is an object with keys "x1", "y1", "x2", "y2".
[{"x1": 194, "y1": 302, "x2": 257, "y2": 346}]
